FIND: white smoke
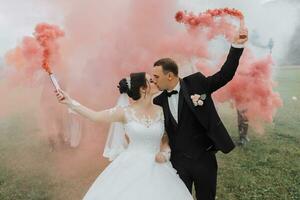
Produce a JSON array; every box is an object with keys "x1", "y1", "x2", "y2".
[{"x1": 0, "y1": 0, "x2": 63, "y2": 58}]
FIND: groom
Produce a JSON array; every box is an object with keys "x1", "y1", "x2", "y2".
[{"x1": 152, "y1": 28, "x2": 248, "y2": 200}]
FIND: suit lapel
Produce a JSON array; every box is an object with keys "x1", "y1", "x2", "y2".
[
  {"x1": 177, "y1": 79, "x2": 184, "y2": 123},
  {"x1": 180, "y1": 81, "x2": 197, "y2": 115}
]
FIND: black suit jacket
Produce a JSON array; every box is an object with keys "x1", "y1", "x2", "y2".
[{"x1": 154, "y1": 47, "x2": 244, "y2": 154}]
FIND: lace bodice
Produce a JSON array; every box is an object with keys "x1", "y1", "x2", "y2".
[{"x1": 123, "y1": 107, "x2": 165, "y2": 154}]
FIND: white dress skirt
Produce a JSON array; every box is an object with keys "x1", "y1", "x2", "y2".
[{"x1": 82, "y1": 108, "x2": 194, "y2": 200}]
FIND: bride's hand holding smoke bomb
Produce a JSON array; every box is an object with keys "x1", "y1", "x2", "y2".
[{"x1": 55, "y1": 89, "x2": 71, "y2": 105}]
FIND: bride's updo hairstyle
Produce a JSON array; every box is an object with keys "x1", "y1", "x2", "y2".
[{"x1": 118, "y1": 72, "x2": 147, "y2": 100}]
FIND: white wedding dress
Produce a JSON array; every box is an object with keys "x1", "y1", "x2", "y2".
[{"x1": 82, "y1": 107, "x2": 194, "y2": 200}]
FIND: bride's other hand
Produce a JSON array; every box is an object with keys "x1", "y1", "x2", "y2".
[
  {"x1": 55, "y1": 89, "x2": 72, "y2": 105},
  {"x1": 155, "y1": 152, "x2": 167, "y2": 163}
]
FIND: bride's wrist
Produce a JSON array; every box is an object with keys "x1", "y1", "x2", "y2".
[{"x1": 68, "y1": 99, "x2": 81, "y2": 110}]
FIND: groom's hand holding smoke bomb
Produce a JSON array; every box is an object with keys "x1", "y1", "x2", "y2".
[{"x1": 234, "y1": 19, "x2": 248, "y2": 44}]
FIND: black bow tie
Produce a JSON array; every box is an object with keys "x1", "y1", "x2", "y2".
[{"x1": 166, "y1": 90, "x2": 178, "y2": 97}]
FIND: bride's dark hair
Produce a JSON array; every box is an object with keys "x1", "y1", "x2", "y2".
[{"x1": 118, "y1": 72, "x2": 147, "y2": 100}]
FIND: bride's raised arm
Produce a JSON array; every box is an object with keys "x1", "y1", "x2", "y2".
[{"x1": 55, "y1": 89, "x2": 125, "y2": 123}]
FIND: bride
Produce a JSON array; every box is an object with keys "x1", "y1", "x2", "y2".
[{"x1": 55, "y1": 72, "x2": 194, "y2": 200}]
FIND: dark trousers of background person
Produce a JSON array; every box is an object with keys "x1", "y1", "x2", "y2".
[{"x1": 237, "y1": 109, "x2": 249, "y2": 145}]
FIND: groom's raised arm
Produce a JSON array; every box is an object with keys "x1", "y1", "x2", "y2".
[
  {"x1": 203, "y1": 23, "x2": 248, "y2": 94},
  {"x1": 205, "y1": 45, "x2": 244, "y2": 94}
]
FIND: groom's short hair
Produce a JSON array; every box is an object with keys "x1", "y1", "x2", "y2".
[{"x1": 153, "y1": 58, "x2": 178, "y2": 76}]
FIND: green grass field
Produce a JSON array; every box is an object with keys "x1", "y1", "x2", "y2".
[{"x1": 0, "y1": 68, "x2": 299, "y2": 200}]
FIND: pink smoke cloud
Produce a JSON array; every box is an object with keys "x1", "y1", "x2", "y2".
[
  {"x1": 198, "y1": 50, "x2": 283, "y2": 133},
  {"x1": 1, "y1": 2, "x2": 282, "y2": 173}
]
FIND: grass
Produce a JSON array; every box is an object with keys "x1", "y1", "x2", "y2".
[
  {"x1": 216, "y1": 68, "x2": 300, "y2": 200},
  {"x1": 0, "y1": 114, "x2": 55, "y2": 200},
  {"x1": 0, "y1": 68, "x2": 299, "y2": 200}
]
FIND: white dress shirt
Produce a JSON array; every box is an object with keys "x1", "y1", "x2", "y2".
[
  {"x1": 167, "y1": 81, "x2": 181, "y2": 123},
  {"x1": 232, "y1": 43, "x2": 245, "y2": 49}
]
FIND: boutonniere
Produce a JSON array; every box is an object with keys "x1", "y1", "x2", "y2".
[{"x1": 190, "y1": 93, "x2": 207, "y2": 107}]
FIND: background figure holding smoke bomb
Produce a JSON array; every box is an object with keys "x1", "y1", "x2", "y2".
[
  {"x1": 65, "y1": 111, "x2": 83, "y2": 148},
  {"x1": 63, "y1": 81, "x2": 84, "y2": 148},
  {"x1": 39, "y1": 76, "x2": 65, "y2": 152}
]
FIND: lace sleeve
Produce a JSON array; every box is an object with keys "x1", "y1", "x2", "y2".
[
  {"x1": 93, "y1": 106, "x2": 125, "y2": 123},
  {"x1": 160, "y1": 132, "x2": 171, "y2": 161},
  {"x1": 157, "y1": 107, "x2": 164, "y2": 123}
]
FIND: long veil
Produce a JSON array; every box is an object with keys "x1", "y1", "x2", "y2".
[{"x1": 103, "y1": 94, "x2": 129, "y2": 161}]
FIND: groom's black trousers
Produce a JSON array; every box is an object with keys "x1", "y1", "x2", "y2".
[{"x1": 171, "y1": 152, "x2": 218, "y2": 200}]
